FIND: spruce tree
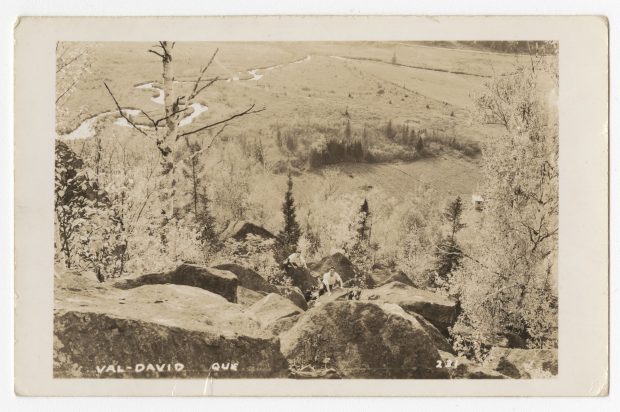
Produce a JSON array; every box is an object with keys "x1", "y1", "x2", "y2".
[
  {"x1": 344, "y1": 119, "x2": 352, "y2": 140},
  {"x1": 196, "y1": 187, "x2": 220, "y2": 259},
  {"x1": 385, "y1": 119, "x2": 395, "y2": 140},
  {"x1": 357, "y1": 198, "x2": 371, "y2": 241},
  {"x1": 278, "y1": 173, "x2": 302, "y2": 257},
  {"x1": 415, "y1": 136, "x2": 425, "y2": 153},
  {"x1": 434, "y1": 196, "x2": 466, "y2": 287},
  {"x1": 444, "y1": 195, "x2": 466, "y2": 242}
]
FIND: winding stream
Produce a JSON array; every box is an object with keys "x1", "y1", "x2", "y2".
[{"x1": 59, "y1": 55, "x2": 313, "y2": 140}]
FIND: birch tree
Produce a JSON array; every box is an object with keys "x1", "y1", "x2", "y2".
[{"x1": 104, "y1": 42, "x2": 264, "y2": 255}]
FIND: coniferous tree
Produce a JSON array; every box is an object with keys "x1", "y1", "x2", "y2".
[
  {"x1": 278, "y1": 172, "x2": 302, "y2": 258},
  {"x1": 196, "y1": 187, "x2": 220, "y2": 254},
  {"x1": 344, "y1": 119, "x2": 352, "y2": 140},
  {"x1": 357, "y1": 198, "x2": 371, "y2": 242},
  {"x1": 434, "y1": 196, "x2": 466, "y2": 286},
  {"x1": 415, "y1": 136, "x2": 425, "y2": 153},
  {"x1": 385, "y1": 119, "x2": 395, "y2": 140},
  {"x1": 444, "y1": 196, "x2": 466, "y2": 242}
]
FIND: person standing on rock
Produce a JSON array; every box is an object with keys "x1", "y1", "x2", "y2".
[
  {"x1": 283, "y1": 249, "x2": 307, "y2": 270},
  {"x1": 321, "y1": 267, "x2": 343, "y2": 296}
]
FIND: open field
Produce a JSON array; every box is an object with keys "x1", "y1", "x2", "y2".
[
  {"x1": 61, "y1": 41, "x2": 512, "y2": 142},
  {"x1": 59, "y1": 42, "x2": 520, "y2": 205}
]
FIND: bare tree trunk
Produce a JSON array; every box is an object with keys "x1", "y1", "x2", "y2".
[
  {"x1": 162, "y1": 41, "x2": 177, "y2": 144},
  {"x1": 155, "y1": 41, "x2": 179, "y2": 254}
]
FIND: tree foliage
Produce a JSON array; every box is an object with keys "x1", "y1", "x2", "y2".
[
  {"x1": 277, "y1": 173, "x2": 302, "y2": 260},
  {"x1": 450, "y1": 57, "x2": 559, "y2": 350}
]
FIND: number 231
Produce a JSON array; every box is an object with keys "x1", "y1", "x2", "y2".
[{"x1": 436, "y1": 359, "x2": 459, "y2": 368}]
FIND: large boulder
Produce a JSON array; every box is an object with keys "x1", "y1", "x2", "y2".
[
  {"x1": 275, "y1": 285, "x2": 307, "y2": 311},
  {"x1": 483, "y1": 348, "x2": 558, "y2": 379},
  {"x1": 114, "y1": 263, "x2": 238, "y2": 303},
  {"x1": 409, "y1": 312, "x2": 455, "y2": 354},
  {"x1": 237, "y1": 287, "x2": 267, "y2": 306},
  {"x1": 246, "y1": 293, "x2": 304, "y2": 335},
  {"x1": 212, "y1": 263, "x2": 308, "y2": 310},
  {"x1": 308, "y1": 253, "x2": 358, "y2": 283},
  {"x1": 54, "y1": 279, "x2": 288, "y2": 378},
  {"x1": 286, "y1": 266, "x2": 318, "y2": 292},
  {"x1": 213, "y1": 263, "x2": 278, "y2": 294},
  {"x1": 280, "y1": 301, "x2": 449, "y2": 379},
  {"x1": 220, "y1": 220, "x2": 276, "y2": 242},
  {"x1": 369, "y1": 266, "x2": 415, "y2": 288},
  {"x1": 361, "y1": 281, "x2": 459, "y2": 332}
]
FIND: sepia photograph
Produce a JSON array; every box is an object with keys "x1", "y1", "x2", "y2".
[{"x1": 52, "y1": 39, "x2": 560, "y2": 380}]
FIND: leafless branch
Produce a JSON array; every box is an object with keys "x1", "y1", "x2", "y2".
[
  {"x1": 177, "y1": 104, "x2": 265, "y2": 139},
  {"x1": 153, "y1": 107, "x2": 189, "y2": 128},
  {"x1": 193, "y1": 77, "x2": 219, "y2": 100},
  {"x1": 138, "y1": 109, "x2": 158, "y2": 129},
  {"x1": 148, "y1": 49, "x2": 165, "y2": 59},
  {"x1": 56, "y1": 50, "x2": 85, "y2": 73},
  {"x1": 177, "y1": 124, "x2": 228, "y2": 166},
  {"x1": 103, "y1": 81, "x2": 148, "y2": 137},
  {"x1": 56, "y1": 79, "x2": 78, "y2": 104},
  {"x1": 187, "y1": 48, "x2": 219, "y2": 102}
]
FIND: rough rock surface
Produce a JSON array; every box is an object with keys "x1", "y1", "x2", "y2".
[
  {"x1": 247, "y1": 293, "x2": 304, "y2": 335},
  {"x1": 361, "y1": 281, "x2": 459, "y2": 332},
  {"x1": 220, "y1": 220, "x2": 276, "y2": 241},
  {"x1": 214, "y1": 263, "x2": 278, "y2": 294},
  {"x1": 114, "y1": 263, "x2": 238, "y2": 303},
  {"x1": 483, "y1": 348, "x2": 558, "y2": 378},
  {"x1": 280, "y1": 301, "x2": 449, "y2": 379},
  {"x1": 275, "y1": 285, "x2": 308, "y2": 311},
  {"x1": 237, "y1": 287, "x2": 267, "y2": 306},
  {"x1": 54, "y1": 271, "x2": 288, "y2": 378},
  {"x1": 285, "y1": 266, "x2": 318, "y2": 292},
  {"x1": 54, "y1": 310, "x2": 288, "y2": 378},
  {"x1": 379, "y1": 271, "x2": 415, "y2": 288},
  {"x1": 308, "y1": 253, "x2": 358, "y2": 283},
  {"x1": 410, "y1": 312, "x2": 455, "y2": 354},
  {"x1": 368, "y1": 265, "x2": 414, "y2": 288}
]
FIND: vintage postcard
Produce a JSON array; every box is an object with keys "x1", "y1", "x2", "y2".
[{"x1": 14, "y1": 16, "x2": 608, "y2": 396}]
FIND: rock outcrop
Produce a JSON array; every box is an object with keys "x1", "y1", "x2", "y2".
[
  {"x1": 409, "y1": 312, "x2": 455, "y2": 354},
  {"x1": 280, "y1": 301, "x2": 449, "y2": 379},
  {"x1": 220, "y1": 220, "x2": 276, "y2": 242},
  {"x1": 285, "y1": 266, "x2": 317, "y2": 292},
  {"x1": 369, "y1": 267, "x2": 415, "y2": 288},
  {"x1": 237, "y1": 287, "x2": 267, "y2": 306},
  {"x1": 54, "y1": 275, "x2": 288, "y2": 378},
  {"x1": 483, "y1": 348, "x2": 558, "y2": 378},
  {"x1": 308, "y1": 253, "x2": 358, "y2": 283},
  {"x1": 274, "y1": 285, "x2": 308, "y2": 311},
  {"x1": 114, "y1": 264, "x2": 238, "y2": 303},
  {"x1": 246, "y1": 293, "x2": 304, "y2": 335},
  {"x1": 212, "y1": 263, "x2": 308, "y2": 310},
  {"x1": 361, "y1": 281, "x2": 459, "y2": 332},
  {"x1": 213, "y1": 263, "x2": 278, "y2": 294}
]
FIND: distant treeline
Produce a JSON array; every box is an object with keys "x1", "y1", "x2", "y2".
[{"x1": 425, "y1": 41, "x2": 558, "y2": 56}]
